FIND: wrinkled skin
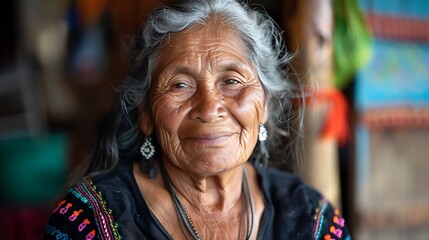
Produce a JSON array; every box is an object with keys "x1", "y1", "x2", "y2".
[
  {"x1": 136, "y1": 20, "x2": 267, "y2": 239},
  {"x1": 139, "y1": 22, "x2": 267, "y2": 179}
]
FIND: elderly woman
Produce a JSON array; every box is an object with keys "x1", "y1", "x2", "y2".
[{"x1": 44, "y1": 0, "x2": 350, "y2": 239}]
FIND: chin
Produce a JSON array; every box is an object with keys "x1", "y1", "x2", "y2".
[{"x1": 191, "y1": 156, "x2": 245, "y2": 175}]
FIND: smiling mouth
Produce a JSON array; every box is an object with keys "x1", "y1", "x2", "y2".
[{"x1": 184, "y1": 134, "x2": 233, "y2": 146}]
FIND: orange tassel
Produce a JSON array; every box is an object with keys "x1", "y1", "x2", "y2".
[{"x1": 308, "y1": 88, "x2": 350, "y2": 145}]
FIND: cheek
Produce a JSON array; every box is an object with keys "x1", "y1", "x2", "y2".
[
  {"x1": 151, "y1": 96, "x2": 188, "y2": 161},
  {"x1": 227, "y1": 87, "x2": 265, "y2": 155},
  {"x1": 151, "y1": 95, "x2": 186, "y2": 137},
  {"x1": 229, "y1": 87, "x2": 265, "y2": 129}
]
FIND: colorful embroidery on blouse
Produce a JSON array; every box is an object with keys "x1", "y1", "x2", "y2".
[
  {"x1": 313, "y1": 198, "x2": 349, "y2": 240},
  {"x1": 74, "y1": 179, "x2": 122, "y2": 240},
  {"x1": 45, "y1": 224, "x2": 71, "y2": 240},
  {"x1": 49, "y1": 197, "x2": 98, "y2": 239},
  {"x1": 313, "y1": 198, "x2": 329, "y2": 239}
]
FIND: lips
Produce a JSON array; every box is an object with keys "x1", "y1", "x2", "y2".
[{"x1": 182, "y1": 132, "x2": 235, "y2": 146}]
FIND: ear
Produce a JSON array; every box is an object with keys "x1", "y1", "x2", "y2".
[{"x1": 138, "y1": 101, "x2": 154, "y2": 136}]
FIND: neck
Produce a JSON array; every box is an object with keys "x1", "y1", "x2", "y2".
[
  {"x1": 161, "y1": 159, "x2": 245, "y2": 213},
  {"x1": 160, "y1": 160, "x2": 255, "y2": 240}
]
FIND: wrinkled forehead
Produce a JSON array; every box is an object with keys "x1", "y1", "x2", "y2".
[
  {"x1": 153, "y1": 17, "x2": 253, "y2": 73},
  {"x1": 164, "y1": 15, "x2": 245, "y2": 50}
]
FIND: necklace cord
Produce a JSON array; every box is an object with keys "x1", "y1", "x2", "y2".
[
  {"x1": 160, "y1": 163, "x2": 255, "y2": 240},
  {"x1": 243, "y1": 167, "x2": 255, "y2": 239},
  {"x1": 160, "y1": 163, "x2": 200, "y2": 240}
]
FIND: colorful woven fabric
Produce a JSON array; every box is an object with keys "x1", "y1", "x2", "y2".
[
  {"x1": 313, "y1": 198, "x2": 350, "y2": 240},
  {"x1": 367, "y1": 13, "x2": 429, "y2": 42},
  {"x1": 361, "y1": 106, "x2": 429, "y2": 129},
  {"x1": 44, "y1": 179, "x2": 121, "y2": 240}
]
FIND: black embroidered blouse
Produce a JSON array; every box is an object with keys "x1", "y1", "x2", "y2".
[{"x1": 44, "y1": 161, "x2": 351, "y2": 239}]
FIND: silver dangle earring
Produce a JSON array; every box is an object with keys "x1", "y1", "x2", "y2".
[
  {"x1": 140, "y1": 136, "x2": 157, "y2": 178},
  {"x1": 140, "y1": 137, "x2": 155, "y2": 159},
  {"x1": 258, "y1": 123, "x2": 268, "y2": 142},
  {"x1": 255, "y1": 123, "x2": 269, "y2": 168}
]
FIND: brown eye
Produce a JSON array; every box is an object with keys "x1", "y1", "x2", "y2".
[
  {"x1": 222, "y1": 79, "x2": 241, "y2": 85},
  {"x1": 172, "y1": 82, "x2": 190, "y2": 89},
  {"x1": 169, "y1": 81, "x2": 196, "y2": 100},
  {"x1": 219, "y1": 78, "x2": 243, "y2": 97}
]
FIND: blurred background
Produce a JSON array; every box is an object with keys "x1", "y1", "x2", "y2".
[{"x1": 0, "y1": 0, "x2": 428, "y2": 239}]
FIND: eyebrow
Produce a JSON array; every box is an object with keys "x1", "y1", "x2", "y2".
[
  {"x1": 169, "y1": 60, "x2": 253, "y2": 76},
  {"x1": 216, "y1": 61, "x2": 255, "y2": 79},
  {"x1": 172, "y1": 66, "x2": 195, "y2": 75},
  {"x1": 218, "y1": 60, "x2": 252, "y2": 71}
]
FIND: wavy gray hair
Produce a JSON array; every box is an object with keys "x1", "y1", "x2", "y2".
[{"x1": 80, "y1": 0, "x2": 302, "y2": 181}]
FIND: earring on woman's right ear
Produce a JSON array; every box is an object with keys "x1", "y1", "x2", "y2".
[
  {"x1": 255, "y1": 123, "x2": 269, "y2": 168},
  {"x1": 140, "y1": 136, "x2": 157, "y2": 178}
]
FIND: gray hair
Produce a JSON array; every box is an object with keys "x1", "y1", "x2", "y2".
[{"x1": 81, "y1": 0, "x2": 302, "y2": 181}]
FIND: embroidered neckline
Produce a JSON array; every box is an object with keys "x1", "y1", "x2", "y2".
[{"x1": 74, "y1": 179, "x2": 122, "y2": 240}]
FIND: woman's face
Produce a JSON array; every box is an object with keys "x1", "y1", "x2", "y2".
[{"x1": 141, "y1": 22, "x2": 267, "y2": 175}]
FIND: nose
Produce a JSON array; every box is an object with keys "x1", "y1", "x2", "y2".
[{"x1": 189, "y1": 88, "x2": 226, "y2": 123}]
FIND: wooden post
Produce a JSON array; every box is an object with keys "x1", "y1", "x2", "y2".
[{"x1": 283, "y1": 0, "x2": 341, "y2": 208}]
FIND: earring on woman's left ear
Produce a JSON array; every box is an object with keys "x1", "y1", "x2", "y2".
[
  {"x1": 140, "y1": 136, "x2": 158, "y2": 178},
  {"x1": 255, "y1": 123, "x2": 269, "y2": 168},
  {"x1": 258, "y1": 123, "x2": 268, "y2": 142}
]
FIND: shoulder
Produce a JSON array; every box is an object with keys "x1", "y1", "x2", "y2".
[
  {"x1": 44, "y1": 179, "x2": 121, "y2": 240},
  {"x1": 257, "y1": 167, "x2": 351, "y2": 239},
  {"x1": 89, "y1": 161, "x2": 141, "y2": 200},
  {"x1": 312, "y1": 198, "x2": 351, "y2": 240},
  {"x1": 258, "y1": 167, "x2": 321, "y2": 231},
  {"x1": 258, "y1": 167, "x2": 321, "y2": 205}
]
